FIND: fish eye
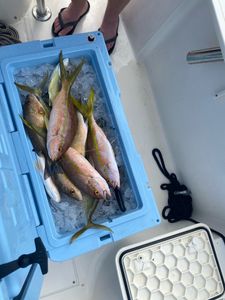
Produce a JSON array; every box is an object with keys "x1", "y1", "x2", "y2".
[
  {"x1": 58, "y1": 146, "x2": 62, "y2": 152},
  {"x1": 38, "y1": 109, "x2": 44, "y2": 115},
  {"x1": 70, "y1": 189, "x2": 75, "y2": 194},
  {"x1": 94, "y1": 190, "x2": 99, "y2": 196}
]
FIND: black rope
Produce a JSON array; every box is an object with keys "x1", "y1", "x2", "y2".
[
  {"x1": 152, "y1": 148, "x2": 193, "y2": 223},
  {"x1": 0, "y1": 22, "x2": 21, "y2": 46},
  {"x1": 152, "y1": 148, "x2": 225, "y2": 243}
]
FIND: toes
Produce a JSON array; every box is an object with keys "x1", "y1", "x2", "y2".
[
  {"x1": 52, "y1": 16, "x2": 73, "y2": 36},
  {"x1": 53, "y1": 18, "x2": 60, "y2": 33},
  {"x1": 106, "y1": 42, "x2": 113, "y2": 51},
  {"x1": 58, "y1": 26, "x2": 73, "y2": 36}
]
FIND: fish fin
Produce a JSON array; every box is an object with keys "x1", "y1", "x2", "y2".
[
  {"x1": 36, "y1": 152, "x2": 50, "y2": 180},
  {"x1": 38, "y1": 98, "x2": 50, "y2": 117},
  {"x1": 35, "y1": 160, "x2": 42, "y2": 172},
  {"x1": 48, "y1": 67, "x2": 60, "y2": 106},
  {"x1": 89, "y1": 222, "x2": 113, "y2": 233},
  {"x1": 36, "y1": 154, "x2": 61, "y2": 202},
  {"x1": 36, "y1": 153, "x2": 46, "y2": 173},
  {"x1": 44, "y1": 115, "x2": 49, "y2": 130},
  {"x1": 59, "y1": 50, "x2": 67, "y2": 82},
  {"x1": 70, "y1": 225, "x2": 88, "y2": 244},
  {"x1": 67, "y1": 60, "x2": 85, "y2": 89},
  {"x1": 48, "y1": 96, "x2": 53, "y2": 107},
  {"x1": 15, "y1": 82, "x2": 41, "y2": 97},
  {"x1": 20, "y1": 115, "x2": 46, "y2": 138},
  {"x1": 36, "y1": 154, "x2": 50, "y2": 180},
  {"x1": 43, "y1": 156, "x2": 54, "y2": 180},
  {"x1": 49, "y1": 58, "x2": 70, "y2": 106},
  {"x1": 43, "y1": 165, "x2": 50, "y2": 180}
]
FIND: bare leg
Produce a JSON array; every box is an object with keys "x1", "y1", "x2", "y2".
[
  {"x1": 53, "y1": 0, "x2": 88, "y2": 36},
  {"x1": 100, "y1": 0, "x2": 130, "y2": 51}
]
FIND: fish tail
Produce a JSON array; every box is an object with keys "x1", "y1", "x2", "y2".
[
  {"x1": 15, "y1": 73, "x2": 48, "y2": 96},
  {"x1": 86, "y1": 88, "x2": 95, "y2": 118},
  {"x1": 59, "y1": 50, "x2": 67, "y2": 82},
  {"x1": 15, "y1": 77, "x2": 50, "y2": 117},
  {"x1": 89, "y1": 222, "x2": 113, "y2": 233},
  {"x1": 70, "y1": 194, "x2": 113, "y2": 244},
  {"x1": 15, "y1": 82, "x2": 41, "y2": 97},
  {"x1": 59, "y1": 52, "x2": 84, "y2": 109},
  {"x1": 70, "y1": 225, "x2": 89, "y2": 244},
  {"x1": 67, "y1": 60, "x2": 85, "y2": 90},
  {"x1": 69, "y1": 222, "x2": 112, "y2": 244},
  {"x1": 70, "y1": 88, "x2": 95, "y2": 119},
  {"x1": 48, "y1": 58, "x2": 69, "y2": 105},
  {"x1": 59, "y1": 50, "x2": 84, "y2": 88},
  {"x1": 70, "y1": 95, "x2": 87, "y2": 116}
]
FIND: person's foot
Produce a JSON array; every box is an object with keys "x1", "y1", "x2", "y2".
[
  {"x1": 99, "y1": 18, "x2": 119, "y2": 54},
  {"x1": 52, "y1": 1, "x2": 89, "y2": 36}
]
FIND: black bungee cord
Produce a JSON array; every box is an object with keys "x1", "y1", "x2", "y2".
[
  {"x1": 0, "y1": 22, "x2": 21, "y2": 46},
  {"x1": 152, "y1": 148, "x2": 225, "y2": 244}
]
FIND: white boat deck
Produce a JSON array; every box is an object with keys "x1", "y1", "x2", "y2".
[{"x1": 9, "y1": 0, "x2": 225, "y2": 299}]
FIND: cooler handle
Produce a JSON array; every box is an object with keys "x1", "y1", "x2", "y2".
[{"x1": 0, "y1": 237, "x2": 48, "y2": 280}]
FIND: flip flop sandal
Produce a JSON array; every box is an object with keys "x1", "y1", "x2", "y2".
[
  {"x1": 105, "y1": 33, "x2": 118, "y2": 55},
  {"x1": 98, "y1": 18, "x2": 119, "y2": 55},
  {"x1": 52, "y1": 0, "x2": 90, "y2": 37}
]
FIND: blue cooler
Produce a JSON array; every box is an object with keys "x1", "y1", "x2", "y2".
[{"x1": 0, "y1": 32, "x2": 160, "y2": 299}]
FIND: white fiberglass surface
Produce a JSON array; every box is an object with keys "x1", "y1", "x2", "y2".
[
  {"x1": 138, "y1": 0, "x2": 225, "y2": 231},
  {"x1": 7, "y1": 0, "x2": 225, "y2": 299}
]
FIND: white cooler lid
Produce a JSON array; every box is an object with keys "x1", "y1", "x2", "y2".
[{"x1": 116, "y1": 223, "x2": 225, "y2": 300}]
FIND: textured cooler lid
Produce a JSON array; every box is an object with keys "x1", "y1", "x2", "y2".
[{"x1": 118, "y1": 226, "x2": 224, "y2": 300}]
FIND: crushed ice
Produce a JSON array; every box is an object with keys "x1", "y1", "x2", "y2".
[{"x1": 14, "y1": 58, "x2": 137, "y2": 234}]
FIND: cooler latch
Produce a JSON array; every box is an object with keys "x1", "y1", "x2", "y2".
[{"x1": 0, "y1": 237, "x2": 48, "y2": 280}]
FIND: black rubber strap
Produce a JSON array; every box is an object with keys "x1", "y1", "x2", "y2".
[{"x1": 152, "y1": 148, "x2": 225, "y2": 245}]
